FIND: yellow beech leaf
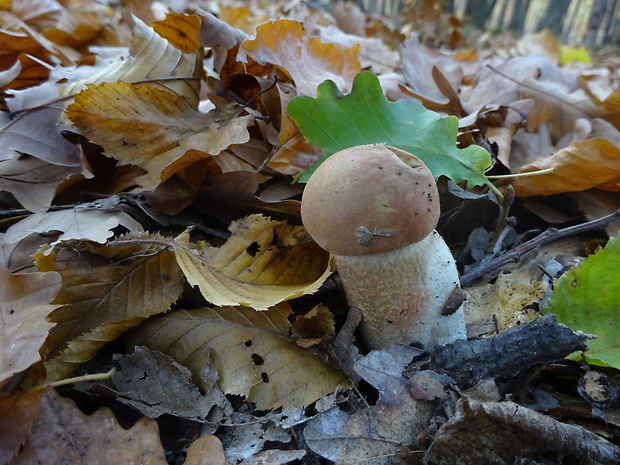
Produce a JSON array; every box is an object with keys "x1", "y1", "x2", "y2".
[
  {"x1": 130, "y1": 304, "x2": 350, "y2": 410},
  {"x1": 26, "y1": 233, "x2": 185, "y2": 384},
  {"x1": 173, "y1": 215, "x2": 333, "y2": 310},
  {"x1": 237, "y1": 20, "x2": 360, "y2": 97},
  {"x1": 66, "y1": 82, "x2": 253, "y2": 191},
  {"x1": 511, "y1": 138, "x2": 620, "y2": 197},
  {"x1": 151, "y1": 13, "x2": 202, "y2": 53},
  {"x1": 60, "y1": 17, "x2": 201, "y2": 108}
]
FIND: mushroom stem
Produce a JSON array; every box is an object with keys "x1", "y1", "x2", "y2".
[{"x1": 335, "y1": 231, "x2": 465, "y2": 350}]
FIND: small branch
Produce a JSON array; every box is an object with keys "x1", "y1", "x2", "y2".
[{"x1": 460, "y1": 208, "x2": 620, "y2": 287}]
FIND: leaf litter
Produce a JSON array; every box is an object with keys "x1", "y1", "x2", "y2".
[{"x1": 0, "y1": 0, "x2": 619, "y2": 464}]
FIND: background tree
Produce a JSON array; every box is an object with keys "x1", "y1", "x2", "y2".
[
  {"x1": 536, "y1": 0, "x2": 572, "y2": 36},
  {"x1": 507, "y1": 0, "x2": 531, "y2": 34}
]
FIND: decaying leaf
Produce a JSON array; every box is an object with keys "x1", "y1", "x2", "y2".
[
  {"x1": 546, "y1": 235, "x2": 620, "y2": 368},
  {"x1": 112, "y1": 346, "x2": 227, "y2": 421},
  {"x1": 7, "y1": 388, "x2": 169, "y2": 465},
  {"x1": 289, "y1": 71, "x2": 492, "y2": 186},
  {"x1": 0, "y1": 244, "x2": 61, "y2": 387},
  {"x1": 27, "y1": 233, "x2": 185, "y2": 384},
  {"x1": 305, "y1": 344, "x2": 434, "y2": 465},
  {"x1": 173, "y1": 214, "x2": 333, "y2": 310},
  {"x1": 129, "y1": 304, "x2": 350, "y2": 410},
  {"x1": 425, "y1": 398, "x2": 620, "y2": 465}
]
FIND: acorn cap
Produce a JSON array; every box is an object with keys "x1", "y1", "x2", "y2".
[{"x1": 301, "y1": 144, "x2": 440, "y2": 256}]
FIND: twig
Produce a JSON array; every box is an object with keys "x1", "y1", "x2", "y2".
[{"x1": 460, "y1": 208, "x2": 620, "y2": 287}]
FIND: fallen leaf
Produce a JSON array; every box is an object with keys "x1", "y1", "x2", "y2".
[
  {"x1": 237, "y1": 19, "x2": 360, "y2": 97},
  {"x1": 173, "y1": 214, "x2": 332, "y2": 310},
  {"x1": 511, "y1": 138, "x2": 620, "y2": 197},
  {"x1": 66, "y1": 82, "x2": 254, "y2": 191},
  {"x1": 8, "y1": 388, "x2": 168, "y2": 465},
  {"x1": 5, "y1": 205, "x2": 144, "y2": 251},
  {"x1": 0, "y1": 243, "x2": 61, "y2": 386},
  {"x1": 26, "y1": 233, "x2": 185, "y2": 384},
  {"x1": 425, "y1": 398, "x2": 620, "y2": 465},
  {"x1": 130, "y1": 304, "x2": 350, "y2": 410},
  {"x1": 151, "y1": 13, "x2": 201, "y2": 53},
  {"x1": 183, "y1": 434, "x2": 226, "y2": 465}
]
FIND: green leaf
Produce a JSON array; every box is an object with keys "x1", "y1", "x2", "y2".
[
  {"x1": 288, "y1": 71, "x2": 492, "y2": 185},
  {"x1": 545, "y1": 235, "x2": 620, "y2": 368}
]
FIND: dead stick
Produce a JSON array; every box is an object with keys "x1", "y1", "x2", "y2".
[{"x1": 460, "y1": 208, "x2": 620, "y2": 287}]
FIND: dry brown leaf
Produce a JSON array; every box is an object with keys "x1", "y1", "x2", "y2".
[
  {"x1": 0, "y1": 154, "x2": 83, "y2": 212},
  {"x1": 130, "y1": 304, "x2": 350, "y2": 410},
  {"x1": 292, "y1": 304, "x2": 336, "y2": 348},
  {"x1": 237, "y1": 19, "x2": 360, "y2": 97},
  {"x1": 0, "y1": 387, "x2": 47, "y2": 463},
  {"x1": 511, "y1": 138, "x2": 620, "y2": 197},
  {"x1": 173, "y1": 214, "x2": 332, "y2": 310},
  {"x1": 8, "y1": 388, "x2": 168, "y2": 465},
  {"x1": 305, "y1": 344, "x2": 434, "y2": 465},
  {"x1": 67, "y1": 81, "x2": 254, "y2": 191},
  {"x1": 25, "y1": 233, "x2": 185, "y2": 384},
  {"x1": 183, "y1": 435, "x2": 226, "y2": 465},
  {"x1": 5, "y1": 204, "x2": 144, "y2": 249},
  {"x1": 425, "y1": 398, "x2": 620, "y2": 465},
  {"x1": 0, "y1": 244, "x2": 61, "y2": 387}
]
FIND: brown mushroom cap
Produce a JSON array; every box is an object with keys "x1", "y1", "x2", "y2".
[{"x1": 301, "y1": 144, "x2": 440, "y2": 256}]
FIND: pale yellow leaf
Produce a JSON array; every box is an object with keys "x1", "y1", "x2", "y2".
[
  {"x1": 131, "y1": 304, "x2": 350, "y2": 410},
  {"x1": 59, "y1": 16, "x2": 201, "y2": 107},
  {"x1": 511, "y1": 138, "x2": 620, "y2": 197},
  {"x1": 25, "y1": 233, "x2": 185, "y2": 385},
  {"x1": 173, "y1": 215, "x2": 333, "y2": 310},
  {"x1": 66, "y1": 82, "x2": 253, "y2": 191},
  {"x1": 0, "y1": 245, "x2": 61, "y2": 386}
]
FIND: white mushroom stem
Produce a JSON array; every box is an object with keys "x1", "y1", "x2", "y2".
[{"x1": 334, "y1": 230, "x2": 466, "y2": 350}]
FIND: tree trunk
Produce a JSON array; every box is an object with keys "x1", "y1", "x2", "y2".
[
  {"x1": 585, "y1": 0, "x2": 609, "y2": 46},
  {"x1": 536, "y1": 0, "x2": 572, "y2": 37},
  {"x1": 443, "y1": 0, "x2": 455, "y2": 14},
  {"x1": 469, "y1": 0, "x2": 498, "y2": 29},
  {"x1": 507, "y1": 0, "x2": 531, "y2": 33},
  {"x1": 602, "y1": 0, "x2": 619, "y2": 46}
]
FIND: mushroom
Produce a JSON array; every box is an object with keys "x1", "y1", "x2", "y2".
[{"x1": 301, "y1": 144, "x2": 466, "y2": 350}]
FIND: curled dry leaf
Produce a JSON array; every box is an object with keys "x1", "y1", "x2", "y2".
[
  {"x1": 511, "y1": 138, "x2": 620, "y2": 197},
  {"x1": 7, "y1": 388, "x2": 168, "y2": 465},
  {"x1": 425, "y1": 398, "x2": 620, "y2": 465},
  {"x1": 130, "y1": 303, "x2": 350, "y2": 410},
  {"x1": 173, "y1": 214, "x2": 333, "y2": 310},
  {"x1": 0, "y1": 245, "x2": 62, "y2": 386},
  {"x1": 66, "y1": 82, "x2": 254, "y2": 191},
  {"x1": 25, "y1": 233, "x2": 185, "y2": 385}
]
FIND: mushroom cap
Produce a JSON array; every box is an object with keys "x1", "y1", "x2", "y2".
[{"x1": 301, "y1": 144, "x2": 440, "y2": 256}]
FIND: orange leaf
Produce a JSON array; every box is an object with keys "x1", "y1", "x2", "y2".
[{"x1": 238, "y1": 20, "x2": 360, "y2": 97}]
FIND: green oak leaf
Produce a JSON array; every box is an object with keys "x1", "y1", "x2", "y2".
[
  {"x1": 545, "y1": 235, "x2": 620, "y2": 368},
  {"x1": 288, "y1": 71, "x2": 492, "y2": 185}
]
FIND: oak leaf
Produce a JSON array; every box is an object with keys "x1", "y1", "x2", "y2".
[
  {"x1": 237, "y1": 20, "x2": 360, "y2": 97},
  {"x1": 7, "y1": 388, "x2": 168, "y2": 465}
]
